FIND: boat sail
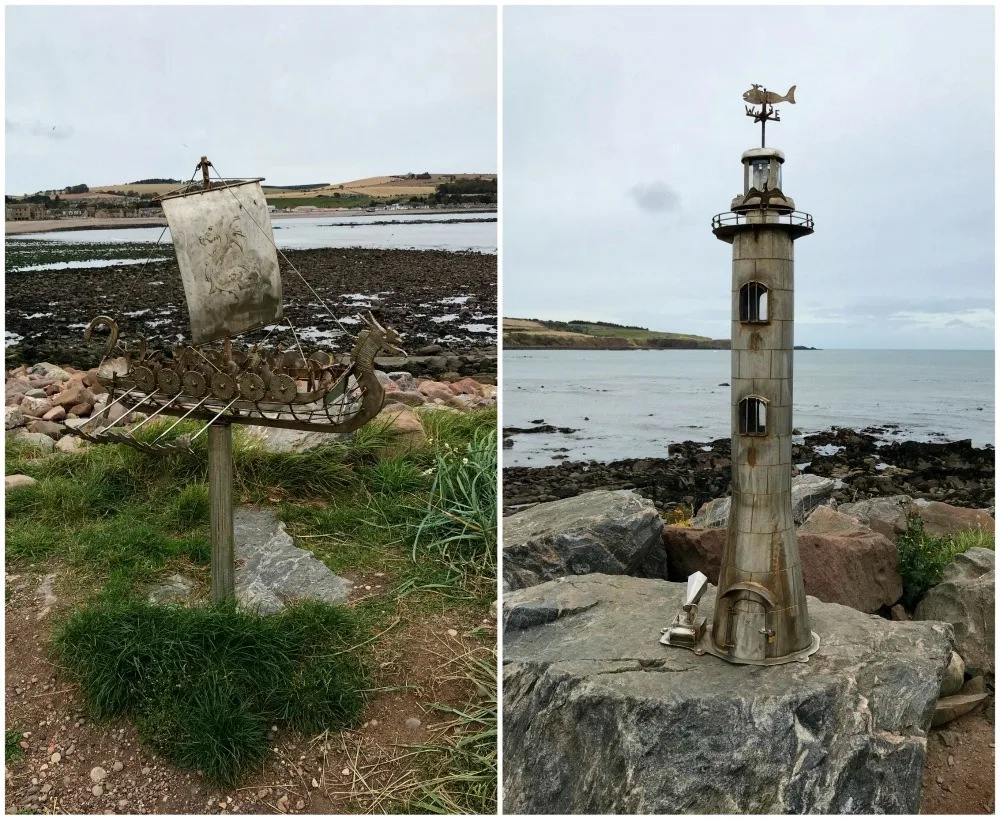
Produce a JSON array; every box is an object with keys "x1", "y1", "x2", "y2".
[
  {"x1": 160, "y1": 179, "x2": 283, "y2": 345},
  {"x1": 73, "y1": 156, "x2": 405, "y2": 454}
]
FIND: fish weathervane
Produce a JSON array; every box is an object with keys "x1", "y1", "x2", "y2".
[{"x1": 743, "y1": 84, "x2": 796, "y2": 148}]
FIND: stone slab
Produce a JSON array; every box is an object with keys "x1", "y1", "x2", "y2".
[{"x1": 503, "y1": 573, "x2": 953, "y2": 814}]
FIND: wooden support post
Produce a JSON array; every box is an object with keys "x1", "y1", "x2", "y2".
[{"x1": 209, "y1": 422, "x2": 235, "y2": 602}]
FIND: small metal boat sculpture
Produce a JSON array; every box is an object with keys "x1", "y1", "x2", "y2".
[{"x1": 73, "y1": 157, "x2": 405, "y2": 454}]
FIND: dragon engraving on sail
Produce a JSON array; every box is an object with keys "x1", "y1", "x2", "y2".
[{"x1": 74, "y1": 156, "x2": 405, "y2": 456}]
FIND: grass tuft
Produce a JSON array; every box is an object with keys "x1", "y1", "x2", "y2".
[
  {"x1": 407, "y1": 430, "x2": 497, "y2": 601},
  {"x1": 6, "y1": 728, "x2": 25, "y2": 765},
  {"x1": 54, "y1": 599, "x2": 370, "y2": 786},
  {"x1": 897, "y1": 516, "x2": 995, "y2": 608}
]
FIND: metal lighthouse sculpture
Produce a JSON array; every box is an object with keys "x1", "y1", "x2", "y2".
[{"x1": 661, "y1": 85, "x2": 819, "y2": 665}]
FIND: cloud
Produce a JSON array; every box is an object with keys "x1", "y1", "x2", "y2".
[
  {"x1": 6, "y1": 118, "x2": 74, "y2": 140},
  {"x1": 627, "y1": 181, "x2": 680, "y2": 213}
]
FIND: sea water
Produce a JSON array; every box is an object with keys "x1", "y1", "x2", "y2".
[
  {"x1": 14, "y1": 212, "x2": 497, "y2": 254},
  {"x1": 503, "y1": 349, "x2": 995, "y2": 467}
]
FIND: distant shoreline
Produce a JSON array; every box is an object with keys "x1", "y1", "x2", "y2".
[{"x1": 4, "y1": 206, "x2": 498, "y2": 236}]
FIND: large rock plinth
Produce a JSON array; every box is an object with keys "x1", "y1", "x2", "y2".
[
  {"x1": 503, "y1": 490, "x2": 662, "y2": 591},
  {"x1": 503, "y1": 574, "x2": 952, "y2": 815}
]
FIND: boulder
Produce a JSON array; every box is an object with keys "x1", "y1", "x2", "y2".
[
  {"x1": 24, "y1": 388, "x2": 47, "y2": 399},
  {"x1": 659, "y1": 526, "x2": 727, "y2": 582},
  {"x1": 838, "y1": 495, "x2": 913, "y2": 541},
  {"x1": 449, "y1": 377, "x2": 487, "y2": 396},
  {"x1": 390, "y1": 390, "x2": 427, "y2": 408},
  {"x1": 42, "y1": 406, "x2": 67, "y2": 422},
  {"x1": 909, "y1": 499, "x2": 994, "y2": 538},
  {"x1": 790, "y1": 474, "x2": 838, "y2": 523},
  {"x1": 939, "y1": 651, "x2": 965, "y2": 697},
  {"x1": 660, "y1": 524, "x2": 902, "y2": 613},
  {"x1": 797, "y1": 505, "x2": 870, "y2": 536},
  {"x1": 244, "y1": 426, "x2": 342, "y2": 454},
  {"x1": 915, "y1": 548, "x2": 995, "y2": 677},
  {"x1": 387, "y1": 371, "x2": 418, "y2": 392},
  {"x1": 503, "y1": 490, "x2": 663, "y2": 591},
  {"x1": 6, "y1": 392, "x2": 25, "y2": 407},
  {"x1": 148, "y1": 573, "x2": 194, "y2": 605},
  {"x1": 374, "y1": 403, "x2": 426, "y2": 455},
  {"x1": 11, "y1": 431, "x2": 55, "y2": 454},
  {"x1": 68, "y1": 402, "x2": 94, "y2": 417},
  {"x1": 28, "y1": 363, "x2": 71, "y2": 382},
  {"x1": 234, "y1": 507, "x2": 351, "y2": 615},
  {"x1": 931, "y1": 693, "x2": 988, "y2": 728},
  {"x1": 503, "y1": 573, "x2": 953, "y2": 815},
  {"x1": 5, "y1": 406, "x2": 25, "y2": 430},
  {"x1": 417, "y1": 380, "x2": 454, "y2": 403},
  {"x1": 690, "y1": 496, "x2": 729, "y2": 528},
  {"x1": 5, "y1": 474, "x2": 37, "y2": 492},
  {"x1": 691, "y1": 474, "x2": 836, "y2": 528},
  {"x1": 19, "y1": 395, "x2": 53, "y2": 418},
  {"x1": 374, "y1": 371, "x2": 400, "y2": 393},
  {"x1": 26, "y1": 420, "x2": 63, "y2": 441},
  {"x1": 55, "y1": 436, "x2": 86, "y2": 454}
]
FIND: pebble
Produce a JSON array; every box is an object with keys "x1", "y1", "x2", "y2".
[
  {"x1": 92, "y1": 785, "x2": 104, "y2": 797},
  {"x1": 447, "y1": 629, "x2": 459, "y2": 637},
  {"x1": 296, "y1": 799, "x2": 305, "y2": 810},
  {"x1": 40, "y1": 784, "x2": 51, "y2": 794},
  {"x1": 405, "y1": 717, "x2": 422, "y2": 729},
  {"x1": 112, "y1": 761, "x2": 123, "y2": 772},
  {"x1": 118, "y1": 800, "x2": 128, "y2": 809},
  {"x1": 50, "y1": 752, "x2": 61, "y2": 764},
  {"x1": 311, "y1": 778, "x2": 319, "y2": 789},
  {"x1": 341, "y1": 767, "x2": 350, "y2": 776},
  {"x1": 141, "y1": 767, "x2": 151, "y2": 775},
  {"x1": 90, "y1": 766, "x2": 107, "y2": 783},
  {"x1": 948, "y1": 755, "x2": 955, "y2": 766}
]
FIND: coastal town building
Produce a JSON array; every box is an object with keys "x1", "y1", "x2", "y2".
[{"x1": 5, "y1": 202, "x2": 45, "y2": 221}]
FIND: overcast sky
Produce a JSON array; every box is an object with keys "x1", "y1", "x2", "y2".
[
  {"x1": 6, "y1": 5, "x2": 496, "y2": 193},
  {"x1": 504, "y1": 6, "x2": 994, "y2": 350}
]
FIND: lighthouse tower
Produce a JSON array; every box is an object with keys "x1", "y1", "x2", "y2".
[
  {"x1": 708, "y1": 144, "x2": 818, "y2": 664},
  {"x1": 660, "y1": 86, "x2": 819, "y2": 665}
]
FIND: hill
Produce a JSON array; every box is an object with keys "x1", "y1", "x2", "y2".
[
  {"x1": 503, "y1": 318, "x2": 729, "y2": 350},
  {"x1": 86, "y1": 173, "x2": 496, "y2": 201}
]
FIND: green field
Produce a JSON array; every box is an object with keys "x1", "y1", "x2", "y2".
[{"x1": 265, "y1": 194, "x2": 380, "y2": 210}]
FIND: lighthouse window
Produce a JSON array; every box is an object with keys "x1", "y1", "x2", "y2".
[
  {"x1": 739, "y1": 282, "x2": 769, "y2": 323},
  {"x1": 739, "y1": 397, "x2": 767, "y2": 436},
  {"x1": 751, "y1": 159, "x2": 770, "y2": 190}
]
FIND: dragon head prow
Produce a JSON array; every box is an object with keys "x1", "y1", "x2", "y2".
[{"x1": 357, "y1": 311, "x2": 407, "y2": 357}]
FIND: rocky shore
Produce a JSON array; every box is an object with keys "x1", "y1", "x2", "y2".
[
  {"x1": 503, "y1": 427, "x2": 994, "y2": 515},
  {"x1": 6, "y1": 246, "x2": 497, "y2": 378},
  {"x1": 4, "y1": 361, "x2": 496, "y2": 457}
]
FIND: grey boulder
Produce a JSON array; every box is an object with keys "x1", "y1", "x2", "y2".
[
  {"x1": 504, "y1": 573, "x2": 952, "y2": 815},
  {"x1": 502, "y1": 490, "x2": 663, "y2": 591},
  {"x1": 234, "y1": 507, "x2": 351, "y2": 615},
  {"x1": 915, "y1": 548, "x2": 995, "y2": 677},
  {"x1": 691, "y1": 474, "x2": 836, "y2": 528}
]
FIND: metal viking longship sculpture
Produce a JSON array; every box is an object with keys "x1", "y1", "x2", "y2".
[
  {"x1": 75, "y1": 157, "x2": 403, "y2": 454},
  {"x1": 660, "y1": 87, "x2": 819, "y2": 665},
  {"x1": 68, "y1": 157, "x2": 405, "y2": 601}
]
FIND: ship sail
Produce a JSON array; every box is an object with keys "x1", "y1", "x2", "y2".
[{"x1": 160, "y1": 180, "x2": 282, "y2": 345}]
